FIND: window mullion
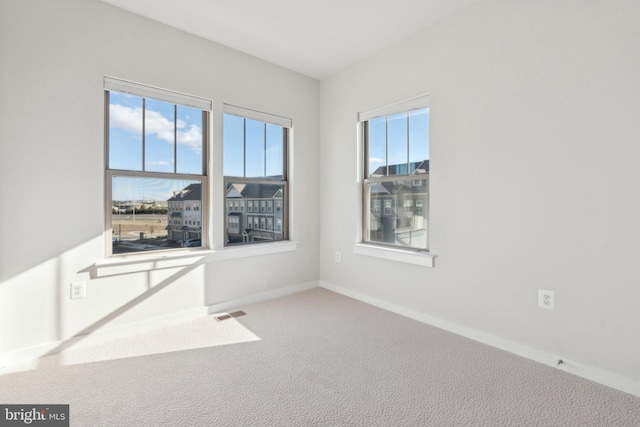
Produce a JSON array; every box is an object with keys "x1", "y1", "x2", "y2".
[
  {"x1": 142, "y1": 98, "x2": 146, "y2": 172},
  {"x1": 243, "y1": 119, "x2": 247, "y2": 177},
  {"x1": 385, "y1": 117, "x2": 389, "y2": 177},
  {"x1": 105, "y1": 91, "x2": 111, "y2": 170},
  {"x1": 174, "y1": 105, "x2": 177, "y2": 174},
  {"x1": 406, "y1": 113, "x2": 410, "y2": 173}
]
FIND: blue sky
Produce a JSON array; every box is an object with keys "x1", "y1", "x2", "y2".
[
  {"x1": 368, "y1": 108, "x2": 429, "y2": 176},
  {"x1": 109, "y1": 93, "x2": 286, "y2": 201},
  {"x1": 110, "y1": 92, "x2": 423, "y2": 200},
  {"x1": 223, "y1": 114, "x2": 284, "y2": 178},
  {"x1": 109, "y1": 92, "x2": 203, "y2": 201}
]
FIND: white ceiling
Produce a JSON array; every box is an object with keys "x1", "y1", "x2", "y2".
[{"x1": 99, "y1": 0, "x2": 481, "y2": 80}]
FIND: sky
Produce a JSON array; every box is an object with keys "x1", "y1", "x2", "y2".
[
  {"x1": 109, "y1": 92, "x2": 286, "y2": 201},
  {"x1": 109, "y1": 92, "x2": 204, "y2": 201},
  {"x1": 109, "y1": 92, "x2": 426, "y2": 200},
  {"x1": 368, "y1": 108, "x2": 429, "y2": 176}
]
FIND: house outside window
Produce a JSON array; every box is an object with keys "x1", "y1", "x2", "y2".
[
  {"x1": 223, "y1": 105, "x2": 290, "y2": 246},
  {"x1": 105, "y1": 77, "x2": 210, "y2": 255},
  {"x1": 360, "y1": 95, "x2": 429, "y2": 251}
]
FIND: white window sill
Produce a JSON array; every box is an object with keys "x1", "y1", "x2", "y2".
[
  {"x1": 353, "y1": 243, "x2": 435, "y2": 267},
  {"x1": 214, "y1": 240, "x2": 298, "y2": 261},
  {"x1": 93, "y1": 241, "x2": 298, "y2": 277}
]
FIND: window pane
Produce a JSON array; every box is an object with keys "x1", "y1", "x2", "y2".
[
  {"x1": 245, "y1": 119, "x2": 265, "y2": 178},
  {"x1": 111, "y1": 177, "x2": 202, "y2": 253},
  {"x1": 409, "y1": 108, "x2": 429, "y2": 173},
  {"x1": 365, "y1": 178, "x2": 428, "y2": 250},
  {"x1": 266, "y1": 124, "x2": 284, "y2": 178},
  {"x1": 387, "y1": 113, "x2": 408, "y2": 175},
  {"x1": 223, "y1": 114, "x2": 245, "y2": 177},
  {"x1": 144, "y1": 99, "x2": 175, "y2": 173},
  {"x1": 225, "y1": 181, "x2": 285, "y2": 245},
  {"x1": 368, "y1": 117, "x2": 386, "y2": 177},
  {"x1": 176, "y1": 105, "x2": 203, "y2": 175},
  {"x1": 109, "y1": 92, "x2": 143, "y2": 171}
]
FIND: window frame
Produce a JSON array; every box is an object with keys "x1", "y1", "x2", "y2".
[
  {"x1": 222, "y1": 104, "x2": 291, "y2": 247},
  {"x1": 359, "y1": 94, "x2": 430, "y2": 253},
  {"x1": 104, "y1": 77, "x2": 211, "y2": 257}
]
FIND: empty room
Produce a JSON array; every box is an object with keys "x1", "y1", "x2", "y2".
[{"x1": 1, "y1": 0, "x2": 639, "y2": 425}]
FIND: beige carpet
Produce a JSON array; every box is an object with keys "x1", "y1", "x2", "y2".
[{"x1": 1, "y1": 288, "x2": 639, "y2": 426}]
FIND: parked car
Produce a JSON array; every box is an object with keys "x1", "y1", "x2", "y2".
[{"x1": 184, "y1": 239, "x2": 201, "y2": 248}]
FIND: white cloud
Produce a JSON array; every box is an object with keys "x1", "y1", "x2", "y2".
[
  {"x1": 110, "y1": 104, "x2": 143, "y2": 134},
  {"x1": 369, "y1": 157, "x2": 384, "y2": 163},
  {"x1": 147, "y1": 161, "x2": 171, "y2": 166},
  {"x1": 110, "y1": 104, "x2": 202, "y2": 153},
  {"x1": 177, "y1": 122, "x2": 203, "y2": 153}
]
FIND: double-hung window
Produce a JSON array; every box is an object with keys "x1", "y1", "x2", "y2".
[
  {"x1": 104, "y1": 77, "x2": 211, "y2": 255},
  {"x1": 360, "y1": 95, "x2": 429, "y2": 251},
  {"x1": 223, "y1": 105, "x2": 290, "y2": 246}
]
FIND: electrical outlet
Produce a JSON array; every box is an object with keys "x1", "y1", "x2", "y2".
[
  {"x1": 71, "y1": 281, "x2": 86, "y2": 299},
  {"x1": 335, "y1": 251, "x2": 341, "y2": 263},
  {"x1": 538, "y1": 289, "x2": 554, "y2": 310}
]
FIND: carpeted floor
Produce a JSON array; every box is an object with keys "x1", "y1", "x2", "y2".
[{"x1": 1, "y1": 287, "x2": 639, "y2": 426}]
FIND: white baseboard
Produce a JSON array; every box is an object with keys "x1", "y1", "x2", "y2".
[
  {"x1": 206, "y1": 280, "x2": 318, "y2": 315},
  {"x1": 0, "y1": 281, "x2": 319, "y2": 370},
  {"x1": 319, "y1": 281, "x2": 640, "y2": 398}
]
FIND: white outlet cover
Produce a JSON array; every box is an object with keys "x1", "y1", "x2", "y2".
[
  {"x1": 71, "y1": 281, "x2": 87, "y2": 299},
  {"x1": 538, "y1": 289, "x2": 554, "y2": 310}
]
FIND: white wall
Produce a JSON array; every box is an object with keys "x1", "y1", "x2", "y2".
[
  {"x1": 0, "y1": 0, "x2": 319, "y2": 355},
  {"x1": 319, "y1": 0, "x2": 640, "y2": 384}
]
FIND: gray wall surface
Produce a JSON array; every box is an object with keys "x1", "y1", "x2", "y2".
[{"x1": 319, "y1": 0, "x2": 640, "y2": 383}]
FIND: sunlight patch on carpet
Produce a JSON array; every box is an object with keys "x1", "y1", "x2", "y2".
[{"x1": 2, "y1": 314, "x2": 260, "y2": 374}]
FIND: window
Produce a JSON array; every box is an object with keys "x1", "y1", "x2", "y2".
[
  {"x1": 223, "y1": 105, "x2": 290, "y2": 246},
  {"x1": 105, "y1": 77, "x2": 210, "y2": 255},
  {"x1": 383, "y1": 200, "x2": 392, "y2": 216},
  {"x1": 228, "y1": 216, "x2": 240, "y2": 234},
  {"x1": 360, "y1": 95, "x2": 429, "y2": 251},
  {"x1": 373, "y1": 200, "x2": 381, "y2": 216}
]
